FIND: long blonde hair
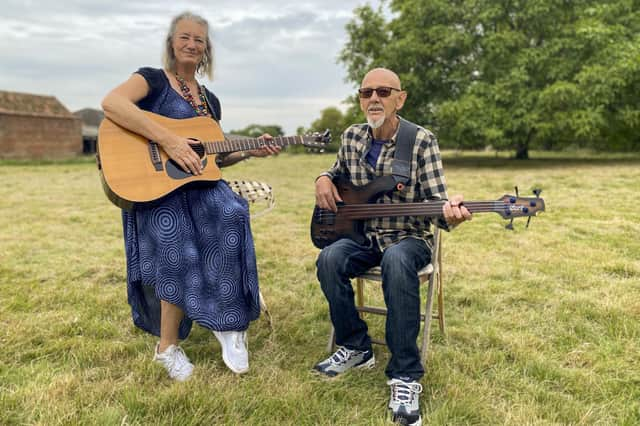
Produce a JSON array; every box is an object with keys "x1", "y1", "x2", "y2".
[{"x1": 162, "y1": 12, "x2": 214, "y2": 79}]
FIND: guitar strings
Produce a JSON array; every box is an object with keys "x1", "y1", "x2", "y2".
[
  {"x1": 313, "y1": 201, "x2": 530, "y2": 219},
  {"x1": 202, "y1": 135, "x2": 313, "y2": 154}
]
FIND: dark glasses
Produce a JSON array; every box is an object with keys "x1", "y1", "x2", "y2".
[{"x1": 358, "y1": 86, "x2": 401, "y2": 99}]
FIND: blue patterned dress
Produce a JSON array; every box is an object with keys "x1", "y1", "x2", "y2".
[{"x1": 123, "y1": 67, "x2": 260, "y2": 339}]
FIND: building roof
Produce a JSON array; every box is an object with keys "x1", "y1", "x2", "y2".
[
  {"x1": 74, "y1": 108, "x2": 104, "y2": 127},
  {"x1": 0, "y1": 90, "x2": 75, "y2": 118}
]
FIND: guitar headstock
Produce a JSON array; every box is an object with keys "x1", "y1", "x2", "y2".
[
  {"x1": 495, "y1": 194, "x2": 546, "y2": 219},
  {"x1": 302, "y1": 129, "x2": 331, "y2": 151}
]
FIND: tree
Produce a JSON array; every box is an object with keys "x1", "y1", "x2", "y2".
[
  {"x1": 339, "y1": 0, "x2": 640, "y2": 158},
  {"x1": 306, "y1": 106, "x2": 350, "y2": 152}
]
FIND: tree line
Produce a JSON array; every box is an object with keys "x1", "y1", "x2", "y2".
[{"x1": 237, "y1": 0, "x2": 639, "y2": 158}]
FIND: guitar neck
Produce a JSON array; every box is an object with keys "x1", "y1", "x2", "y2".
[
  {"x1": 203, "y1": 135, "x2": 306, "y2": 154},
  {"x1": 339, "y1": 201, "x2": 505, "y2": 219}
]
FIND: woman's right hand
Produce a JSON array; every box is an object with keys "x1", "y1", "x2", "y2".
[{"x1": 162, "y1": 135, "x2": 203, "y2": 175}]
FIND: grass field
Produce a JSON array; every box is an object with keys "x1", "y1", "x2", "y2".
[{"x1": 1, "y1": 152, "x2": 639, "y2": 425}]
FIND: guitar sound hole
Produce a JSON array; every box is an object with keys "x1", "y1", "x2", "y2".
[
  {"x1": 166, "y1": 140, "x2": 207, "y2": 178},
  {"x1": 189, "y1": 140, "x2": 205, "y2": 158}
]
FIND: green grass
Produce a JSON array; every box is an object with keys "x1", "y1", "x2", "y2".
[{"x1": 1, "y1": 152, "x2": 639, "y2": 425}]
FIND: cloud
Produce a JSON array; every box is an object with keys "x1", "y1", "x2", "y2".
[{"x1": 0, "y1": 0, "x2": 373, "y2": 133}]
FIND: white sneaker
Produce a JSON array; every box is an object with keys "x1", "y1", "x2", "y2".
[
  {"x1": 213, "y1": 330, "x2": 249, "y2": 374},
  {"x1": 153, "y1": 343, "x2": 194, "y2": 382}
]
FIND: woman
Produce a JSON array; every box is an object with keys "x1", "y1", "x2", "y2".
[{"x1": 101, "y1": 11, "x2": 279, "y2": 381}]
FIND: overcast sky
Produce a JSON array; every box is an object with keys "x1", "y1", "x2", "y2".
[{"x1": 0, "y1": 0, "x2": 378, "y2": 134}]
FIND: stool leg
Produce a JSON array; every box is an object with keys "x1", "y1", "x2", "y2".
[
  {"x1": 436, "y1": 237, "x2": 445, "y2": 336},
  {"x1": 327, "y1": 325, "x2": 336, "y2": 353},
  {"x1": 420, "y1": 272, "x2": 436, "y2": 366},
  {"x1": 437, "y1": 269, "x2": 446, "y2": 335},
  {"x1": 356, "y1": 277, "x2": 365, "y2": 319}
]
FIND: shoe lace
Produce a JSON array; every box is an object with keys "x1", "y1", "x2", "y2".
[
  {"x1": 330, "y1": 347, "x2": 355, "y2": 365},
  {"x1": 167, "y1": 346, "x2": 191, "y2": 374},
  {"x1": 389, "y1": 379, "x2": 423, "y2": 406}
]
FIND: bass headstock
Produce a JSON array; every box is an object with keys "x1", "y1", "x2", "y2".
[
  {"x1": 496, "y1": 195, "x2": 546, "y2": 219},
  {"x1": 497, "y1": 187, "x2": 545, "y2": 230}
]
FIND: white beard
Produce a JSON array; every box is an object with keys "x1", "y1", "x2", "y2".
[{"x1": 367, "y1": 115, "x2": 385, "y2": 129}]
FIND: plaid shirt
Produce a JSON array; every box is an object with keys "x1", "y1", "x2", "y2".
[{"x1": 320, "y1": 117, "x2": 450, "y2": 250}]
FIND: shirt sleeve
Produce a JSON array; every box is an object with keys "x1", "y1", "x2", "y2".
[
  {"x1": 134, "y1": 67, "x2": 165, "y2": 99},
  {"x1": 416, "y1": 129, "x2": 451, "y2": 230}
]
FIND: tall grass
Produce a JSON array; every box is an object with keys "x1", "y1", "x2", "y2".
[{"x1": 1, "y1": 152, "x2": 639, "y2": 425}]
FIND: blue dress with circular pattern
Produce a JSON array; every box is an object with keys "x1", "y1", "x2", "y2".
[{"x1": 122, "y1": 67, "x2": 260, "y2": 339}]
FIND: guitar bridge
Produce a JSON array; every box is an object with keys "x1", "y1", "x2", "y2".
[{"x1": 148, "y1": 141, "x2": 163, "y2": 171}]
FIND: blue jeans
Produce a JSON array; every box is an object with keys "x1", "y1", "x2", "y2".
[{"x1": 316, "y1": 237, "x2": 431, "y2": 380}]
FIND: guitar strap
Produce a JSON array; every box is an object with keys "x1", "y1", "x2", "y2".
[{"x1": 391, "y1": 117, "x2": 419, "y2": 187}]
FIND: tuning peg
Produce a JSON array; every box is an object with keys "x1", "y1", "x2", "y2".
[
  {"x1": 533, "y1": 188, "x2": 542, "y2": 198},
  {"x1": 322, "y1": 129, "x2": 331, "y2": 143},
  {"x1": 505, "y1": 218, "x2": 514, "y2": 230}
]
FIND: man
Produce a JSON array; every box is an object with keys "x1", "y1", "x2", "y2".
[{"x1": 313, "y1": 68, "x2": 471, "y2": 425}]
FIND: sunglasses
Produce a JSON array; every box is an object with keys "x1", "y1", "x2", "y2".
[{"x1": 358, "y1": 86, "x2": 401, "y2": 99}]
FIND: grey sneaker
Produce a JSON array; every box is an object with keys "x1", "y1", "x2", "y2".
[
  {"x1": 153, "y1": 344, "x2": 194, "y2": 382},
  {"x1": 313, "y1": 346, "x2": 375, "y2": 377},
  {"x1": 387, "y1": 378, "x2": 423, "y2": 425}
]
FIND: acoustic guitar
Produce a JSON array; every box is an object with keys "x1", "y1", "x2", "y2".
[
  {"x1": 310, "y1": 176, "x2": 545, "y2": 248},
  {"x1": 97, "y1": 111, "x2": 330, "y2": 210}
]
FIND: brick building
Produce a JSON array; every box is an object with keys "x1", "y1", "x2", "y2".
[{"x1": 0, "y1": 90, "x2": 81, "y2": 159}]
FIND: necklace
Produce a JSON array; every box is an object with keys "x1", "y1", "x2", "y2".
[{"x1": 175, "y1": 74, "x2": 209, "y2": 116}]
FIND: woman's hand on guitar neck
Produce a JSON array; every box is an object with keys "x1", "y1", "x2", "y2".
[
  {"x1": 247, "y1": 134, "x2": 281, "y2": 157},
  {"x1": 315, "y1": 175, "x2": 343, "y2": 212},
  {"x1": 161, "y1": 135, "x2": 204, "y2": 175}
]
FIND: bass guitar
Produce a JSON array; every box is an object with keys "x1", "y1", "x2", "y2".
[
  {"x1": 310, "y1": 176, "x2": 545, "y2": 248},
  {"x1": 97, "y1": 111, "x2": 330, "y2": 210}
]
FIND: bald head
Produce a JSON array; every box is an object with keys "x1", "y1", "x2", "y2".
[{"x1": 361, "y1": 68, "x2": 402, "y2": 90}]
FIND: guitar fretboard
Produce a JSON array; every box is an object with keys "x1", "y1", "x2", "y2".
[
  {"x1": 203, "y1": 136, "x2": 307, "y2": 154},
  {"x1": 338, "y1": 201, "x2": 507, "y2": 219}
]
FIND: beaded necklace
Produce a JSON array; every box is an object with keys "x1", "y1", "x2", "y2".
[{"x1": 175, "y1": 74, "x2": 209, "y2": 116}]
